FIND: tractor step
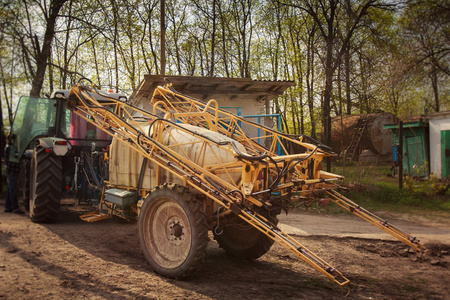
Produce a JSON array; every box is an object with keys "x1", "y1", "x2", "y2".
[{"x1": 80, "y1": 211, "x2": 110, "y2": 222}]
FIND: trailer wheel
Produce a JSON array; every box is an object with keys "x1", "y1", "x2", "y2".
[
  {"x1": 138, "y1": 183, "x2": 208, "y2": 278},
  {"x1": 213, "y1": 213, "x2": 278, "y2": 260},
  {"x1": 29, "y1": 146, "x2": 62, "y2": 223}
]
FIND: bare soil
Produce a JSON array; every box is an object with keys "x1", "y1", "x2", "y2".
[{"x1": 1, "y1": 198, "x2": 449, "y2": 300}]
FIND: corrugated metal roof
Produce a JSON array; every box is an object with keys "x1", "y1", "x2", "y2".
[
  {"x1": 130, "y1": 75, "x2": 296, "y2": 106},
  {"x1": 426, "y1": 110, "x2": 450, "y2": 119}
]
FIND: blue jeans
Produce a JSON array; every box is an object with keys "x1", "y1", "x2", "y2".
[{"x1": 5, "y1": 171, "x2": 19, "y2": 212}]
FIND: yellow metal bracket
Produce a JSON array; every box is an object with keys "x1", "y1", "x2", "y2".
[{"x1": 326, "y1": 189, "x2": 427, "y2": 253}]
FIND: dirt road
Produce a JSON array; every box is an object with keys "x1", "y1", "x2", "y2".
[
  {"x1": 278, "y1": 212, "x2": 450, "y2": 243},
  {"x1": 1, "y1": 198, "x2": 449, "y2": 299}
]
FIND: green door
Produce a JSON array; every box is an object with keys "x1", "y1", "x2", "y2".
[
  {"x1": 442, "y1": 130, "x2": 450, "y2": 178},
  {"x1": 404, "y1": 135, "x2": 427, "y2": 177}
]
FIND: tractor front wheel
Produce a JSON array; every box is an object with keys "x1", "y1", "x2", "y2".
[
  {"x1": 138, "y1": 183, "x2": 208, "y2": 278},
  {"x1": 29, "y1": 146, "x2": 62, "y2": 223}
]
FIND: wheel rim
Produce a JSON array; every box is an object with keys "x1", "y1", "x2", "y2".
[{"x1": 142, "y1": 197, "x2": 192, "y2": 269}]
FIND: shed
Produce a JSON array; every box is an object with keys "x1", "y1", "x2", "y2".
[
  {"x1": 427, "y1": 111, "x2": 450, "y2": 179},
  {"x1": 384, "y1": 117, "x2": 429, "y2": 178},
  {"x1": 130, "y1": 76, "x2": 295, "y2": 140},
  {"x1": 130, "y1": 75, "x2": 295, "y2": 117}
]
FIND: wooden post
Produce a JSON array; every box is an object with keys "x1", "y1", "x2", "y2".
[{"x1": 398, "y1": 121, "x2": 403, "y2": 189}]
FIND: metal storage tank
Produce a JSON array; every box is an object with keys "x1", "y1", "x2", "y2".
[{"x1": 330, "y1": 113, "x2": 398, "y2": 157}]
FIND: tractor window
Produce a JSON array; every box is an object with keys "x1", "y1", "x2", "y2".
[
  {"x1": 9, "y1": 96, "x2": 58, "y2": 162},
  {"x1": 65, "y1": 106, "x2": 113, "y2": 148},
  {"x1": 62, "y1": 108, "x2": 71, "y2": 137}
]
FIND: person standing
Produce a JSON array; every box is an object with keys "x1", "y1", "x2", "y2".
[{"x1": 4, "y1": 134, "x2": 24, "y2": 214}]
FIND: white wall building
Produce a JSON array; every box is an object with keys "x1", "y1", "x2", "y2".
[
  {"x1": 427, "y1": 111, "x2": 450, "y2": 179},
  {"x1": 130, "y1": 75, "x2": 295, "y2": 139}
]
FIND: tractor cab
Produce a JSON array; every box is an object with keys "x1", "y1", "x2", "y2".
[{"x1": 9, "y1": 89, "x2": 127, "y2": 163}]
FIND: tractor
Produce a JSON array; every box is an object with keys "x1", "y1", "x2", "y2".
[{"x1": 8, "y1": 87, "x2": 126, "y2": 222}]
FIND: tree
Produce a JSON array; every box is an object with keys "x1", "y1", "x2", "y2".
[
  {"x1": 26, "y1": 0, "x2": 67, "y2": 96},
  {"x1": 1, "y1": 0, "x2": 26, "y2": 124},
  {"x1": 189, "y1": 0, "x2": 219, "y2": 76},
  {"x1": 280, "y1": 0, "x2": 386, "y2": 169},
  {"x1": 401, "y1": 0, "x2": 450, "y2": 112},
  {"x1": 230, "y1": 0, "x2": 253, "y2": 78},
  {"x1": 136, "y1": 0, "x2": 160, "y2": 75},
  {"x1": 2, "y1": 0, "x2": 448, "y2": 135}
]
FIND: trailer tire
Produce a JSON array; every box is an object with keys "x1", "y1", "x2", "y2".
[
  {"x1": 29, "y1": 146, "x2": 62, "y2": 223},
  {"x1": 214, "y1": 213, "x2": 277, "y2": 260},
  {"x1": 138, "y1": 183, "x2": 208, "y2": 278}
]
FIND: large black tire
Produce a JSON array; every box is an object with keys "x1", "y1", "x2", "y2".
[
  {"x1": 213, "y1": 213, "x2": 278, "y2": 260},
  {"x1": 29, "y1": 146, "x2": 62, "y2": 223},
  {"x1": 138, "y1": 183, "x2": 208, "y2": 278}
]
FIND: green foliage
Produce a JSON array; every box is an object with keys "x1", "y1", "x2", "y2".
[
  {"x1": 1, "y1": 0, "x2": 448, "y2": 123},
  {"x1": 405, "y1": 174, "x2": 449, "y2": 196},
  {"x1": 330, "y1": 164, "x2": 450, "y2": 219},
  {"x1": 331, "y1": 162, "x2": 392, "y2": 185}
]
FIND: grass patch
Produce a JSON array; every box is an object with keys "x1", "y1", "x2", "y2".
[
  {"x1": 332, "y1": 163, "x2": 393, "y2": 186},
  {"x1": 312, "y1": 163, "x2": 450, "y2": 223}
]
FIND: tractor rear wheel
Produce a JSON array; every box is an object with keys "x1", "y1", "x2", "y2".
[
  {"x1": 138, "y1": 183, "x2": 208, "y2": 278},
  {"x1": 213, "y1": 213, "x2": 278, "y2": 260},
  {"x1": 29, "y1": 146, "x2": 62, "y2": 223}
]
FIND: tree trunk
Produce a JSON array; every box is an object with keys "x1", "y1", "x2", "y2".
[
  {"x1": 323, "y1": 36, "x2": 334, "y2": 171},
  {"x1": 160, "y1": 0, "x2": 166, "y2": 75},
  {"x1": 306, "y1": 26, "x2": 316, "y2": 139},
  {"x1": 209, "y1": 0, "x2": 217, "y2": 77},
  {"x1": 430, "y1": 70, "x2": 440, "y2": 112},
  {"x1": 345, "y1": 45, "x2": 351, "y2": 115},
  {"x1": 29, "y1": 0, "x2": 67, "y2": 97},
  {"x1": 61, "y1": 0, "x2": 73, "y2": 89},
  {"x1": 0, "y1": 93, "x2": 4, "y2": 193}
]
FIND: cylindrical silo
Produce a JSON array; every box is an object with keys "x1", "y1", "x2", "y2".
[{"x1": 330, "y1": 113, "x2": 398, "y2": 156}]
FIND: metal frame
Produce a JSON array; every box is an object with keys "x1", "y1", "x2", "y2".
[{"x1": 67, "y1": 81, "x2": 426, "y2": 289}]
